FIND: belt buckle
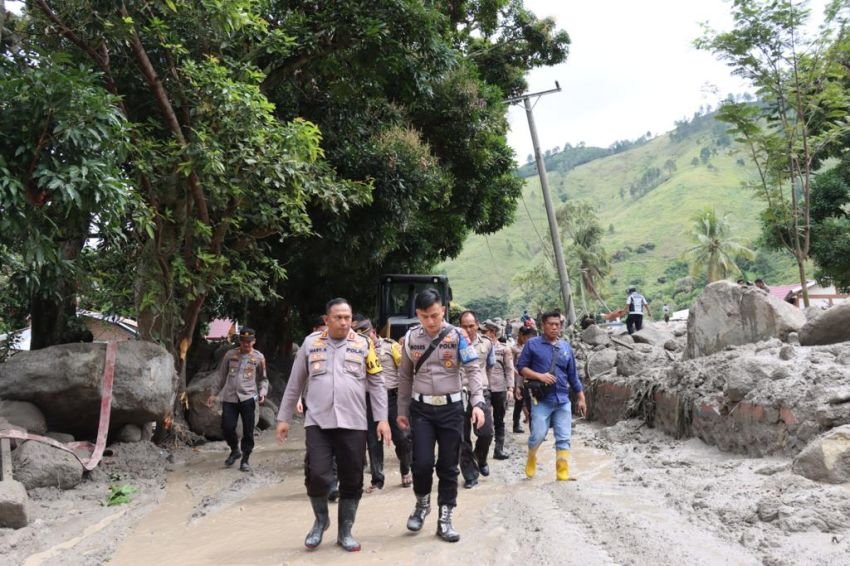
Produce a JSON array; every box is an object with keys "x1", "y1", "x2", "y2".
[{"x1": 431, "y1": 395, "x2": 447, "y2": 406}]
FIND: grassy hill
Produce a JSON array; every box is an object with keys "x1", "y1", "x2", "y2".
[{"x1": 438, "y1": 113, "x2": 799, "y2": 313}]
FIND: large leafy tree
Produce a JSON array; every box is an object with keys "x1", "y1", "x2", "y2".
[
  {"x1": 0, "y1": 55, "x2": 133, "y2": 348},
  {"x1": 238, "y1": 0, "x2": 570, "y2": 353},
  {"x1": 810, "y1": 161, "x2": 850, "y2": 290},
  {"x1": 9, "y1": 2, "x2": 366, "y2": 384},
  {"x1": 697, "y1": 0, "x2": 850, "y2": 305},
  {"x1": 684, "y1": 208, "x2": 754, "y2": 283}
]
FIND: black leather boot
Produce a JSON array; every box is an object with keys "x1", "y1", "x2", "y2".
[
  {"x1": 337, "y1": 498, "x2": 361, "y2": 552},
  {"x1": 304, "y1": 496, "x2": 330, "y2": 549},
  {"x1": 493, "y1": 437, "x2": 510, "y2": 460},
  {"x1": 436, "y1": 504, "x2": 460, "y2": 542},
  {"x1": 239, "y1": 453, "x2": 251, "y2": 472},
  {"x1": 406, "y1": 493, "x2": 431, "y2": 531},
  {"x1": 224, "y1": 449, "x2": 242, "y2": 467}
]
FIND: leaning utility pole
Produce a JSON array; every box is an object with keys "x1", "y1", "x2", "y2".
[{"x1": 506, "y1": 82, "x2": 576, "y2": 326}]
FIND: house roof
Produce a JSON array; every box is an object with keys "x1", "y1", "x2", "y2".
[
  {"x1": 768, "y1": 280, "x2": 816, "y2": 301},
  {"x1": 206, "y1": 318, "x2": 235, "y2": 340}
]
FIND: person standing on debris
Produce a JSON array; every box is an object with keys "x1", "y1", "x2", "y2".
[
  {"x1": 457, "y1": 311, "x2": 496, "y2": 489},
  {"x1": 352, "y1": 316, "x2": 413, "y2": 492},
  {"x1": 662, "y1": 304, "x2": 670, "y2": 324},
  {"x1": 483, "y1": 320, "x2": 513, "y2": 460},
  {"x1": 397, "y1": 289, "x2": 486, "y2": 543},
  {"x1": 517, "y1": 311, "x2": 587, "y2": 481},
  {"x1": 625, "y1": 287, "x2": 650, "y2": 334},
  {"x1": 207, "y1": 327, "x2": 268, "y2": 472},
  {"x1": 276, "y1": 298, "x2": 391, "y2": 552},
  {"x1": 512, "y1": 326, "x2": 536, "y2": 433}
]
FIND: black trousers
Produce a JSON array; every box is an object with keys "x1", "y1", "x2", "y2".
[
  {"x1": 512, "y1": 388, "x2": 524, "y2": 428},
  {"x1": 410, "y1": 399, "x2": 464, "y2": 507},
  {"x1": 221, "y1": 398, "x2": 255, "y2": 456},
  {"x1": 366, "y1": 389, "x2": 412, "y2": 488},
  {"x1": 491, "y1": 391, "x2": 507, "y2": 441},
  {"x1": 626, "y1": 313, "x2": 643, "y2": 334},
  {"x1": 304, "y1": 426, "x2": 366, "y2": 500},
  {"x1": 460, "y1": 390, "x2": 494, "y2": 481}
]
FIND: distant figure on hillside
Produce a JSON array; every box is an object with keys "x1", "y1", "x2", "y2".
[
  {"x1": 754, "y1": 278, "x2": 770, "y2": 293},
  {"x1": 625, "y1": 287, "x2": 650, "y2": 334},
  {"x1": 662, "y1": 304, "x2": 670, "y2": 324},
  {"x1": 521, "y1": 310, "x2": 531, "y2": 323}
]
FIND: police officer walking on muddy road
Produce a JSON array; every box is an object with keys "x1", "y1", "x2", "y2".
[
  {"x1": 207, "y1": 327, "x2": 268, "y2": 472},
  {"x1": 457, "y1": 310, "x2": 495, "y2": 489},
  {"x1": 352, "y1": 316, "x2": 413, "y2": 491},
  {"x1": 483, "y1": 320, "x2": 514, "y2": 460},
  {"x1": 276, "y1": 298, "x2": 391, "y2": 552},
  {"x1": 397, "y1": 289, "x2": 486, "y2": 543}
]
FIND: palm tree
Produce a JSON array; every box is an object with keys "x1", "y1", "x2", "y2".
[
  {"x1": 556, "y1": 201, "x2": 612, "y2": 305},
  {"x1": 684, "y1": 208, "x2": 753, "y2": 282}
]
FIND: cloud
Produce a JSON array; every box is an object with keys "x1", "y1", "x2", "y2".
[{"x1": 507, "y1": 0, "x2": 751, "y2": 160}]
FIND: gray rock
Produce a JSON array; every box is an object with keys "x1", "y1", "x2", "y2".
[
  {"x1": 258, "y1": 405, "x2": 276, "y2": 430},
  {"x1": 581, "y1": 325, "x2": 611, "y2": 347},
  {"x1": 0, "y1": 400, "x2": 47, "y2": 435},
  {"x1": 115, "y1": 424, "x2": 142, "y2": 443},
  {"x1": 663, "y1": 339, "x2": 681, "y2": 352},
  {"x1": 44, "y1": 432, "x2": 75, "y2": 444},
  {"x1": 757, "y1": 497, "x2": 780, "y2": 522},
  {"x1": 0, "y1": 480, "x2": 29, "y2": 529},
  {"x1": 787, "y1": 332, "x2": 800, "y2": 346},
  {"x1": 12, "y1": 441, "x2": 83, "y2": 490},
  {"x1": 616, "y1": 347, "x2": 667, "y2": 377},
  {"x1": 0, "y1": 342, "x2": 176, "y2": 439},
  {"x1": 186, "y1": 370, "x2": 258, "y2": 439},
  {"x1": 587, "y1": 349, "x2": 618, "y2": 377},
  {"x1": 800, "y1": 304, "x2": 850, "y2": 346},
  {"x1": 632, "y1": 325, "x2": 675, "y2": 348},
  {"x1": 779, "y1": 345, "x2": 796, "y2": 361},
  {"x1": 685, "y1": 281, "x2": 807, "y2": 359},
  {"x1": 724, "y1": 368, "x2": 755, "y2": 403},
  {"x1": 792, "y1": 424, "x2": 850, "y2": 483},
  {"x1": 803, "y1": 306, "x2": 825, "y2": 321}
]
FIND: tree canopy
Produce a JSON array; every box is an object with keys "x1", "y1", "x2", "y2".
[{"x1": 1, "y1": 1, "x2": 570, "y2": 384}]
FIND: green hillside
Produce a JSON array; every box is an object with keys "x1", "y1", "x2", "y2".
[{"x1": 438, "y1": 113, "x2": 799, "y2": 313}]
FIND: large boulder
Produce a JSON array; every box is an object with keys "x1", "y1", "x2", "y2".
[
  {"x1": 632, "y1": 325, "x2": 675, "y2": 348},
  {"x1": 0, "y1": 400, "x2": 47, "y2": 434},
  {"x1": 12, "y1": 441, "x2": 83, "y2": 490},
  {"x1": 0, "y1": 342, "x2": 176, "y2": 439},
  {"x1": 792, "y1": 425, "x2": 850, "y2": 484},
  {"x1": 799, "y1": 303, "x2": 850, "y2": 346},
  {"x1": 685, "y1": 281, "x2": 807, "y2": 359},
  {"x1": 0, "y1": 480, "x2": 29, "y2": 528},
  {"x1": 186, "y1": 369, "x2": 258, "y2": 439},
  {"x1": 581, "y1": 325, "x2": 611, "y2": 347},
  {"x1": 587, "y1": 348, "x2": 618, "y2": 377}
]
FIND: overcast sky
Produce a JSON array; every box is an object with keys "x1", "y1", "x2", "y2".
[{"x1": 506, "y1": 0, "x2": 754, "y2": 161}]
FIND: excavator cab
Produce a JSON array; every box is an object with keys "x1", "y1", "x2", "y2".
[{"x1": 376, "y1": 274, "x2": 452, "y2": 340}]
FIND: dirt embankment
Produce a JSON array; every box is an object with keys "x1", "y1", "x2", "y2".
[{"x1": 5, "y1": 414, "x2": 850, "y2": 566}]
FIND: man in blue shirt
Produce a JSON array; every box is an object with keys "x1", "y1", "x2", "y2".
[{"x1": 516, "y1": 310, "x2": 587, "y2": 481}]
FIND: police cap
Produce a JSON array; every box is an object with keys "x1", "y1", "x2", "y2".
[{"x1": 238, "y1": 327, "x2": 256, "y2": 341}]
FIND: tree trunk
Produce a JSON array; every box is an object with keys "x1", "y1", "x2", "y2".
[
  {"x1": 795, "y1": 250, "x2": 810, "y2": 308},
  {"x1": 29, "y1": 235, "x2": 86, "y2": 349}
]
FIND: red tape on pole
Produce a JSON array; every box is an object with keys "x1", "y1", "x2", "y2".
[{"x1": 0, "y1": 341, "x2": 118, "y2": 471}]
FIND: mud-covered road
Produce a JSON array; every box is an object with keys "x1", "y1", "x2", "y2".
[{"x1": 9, "y1": 417, "x2": 850, "y2": 566}]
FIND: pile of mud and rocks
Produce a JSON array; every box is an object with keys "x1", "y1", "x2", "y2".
[{"x1": 578, "y1": 281, "x2": 850, "y2": 483}]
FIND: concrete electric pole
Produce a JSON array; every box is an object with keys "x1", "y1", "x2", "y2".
[{"x1": 506, "y1": 82, "x2": 576, "y2": 326}]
